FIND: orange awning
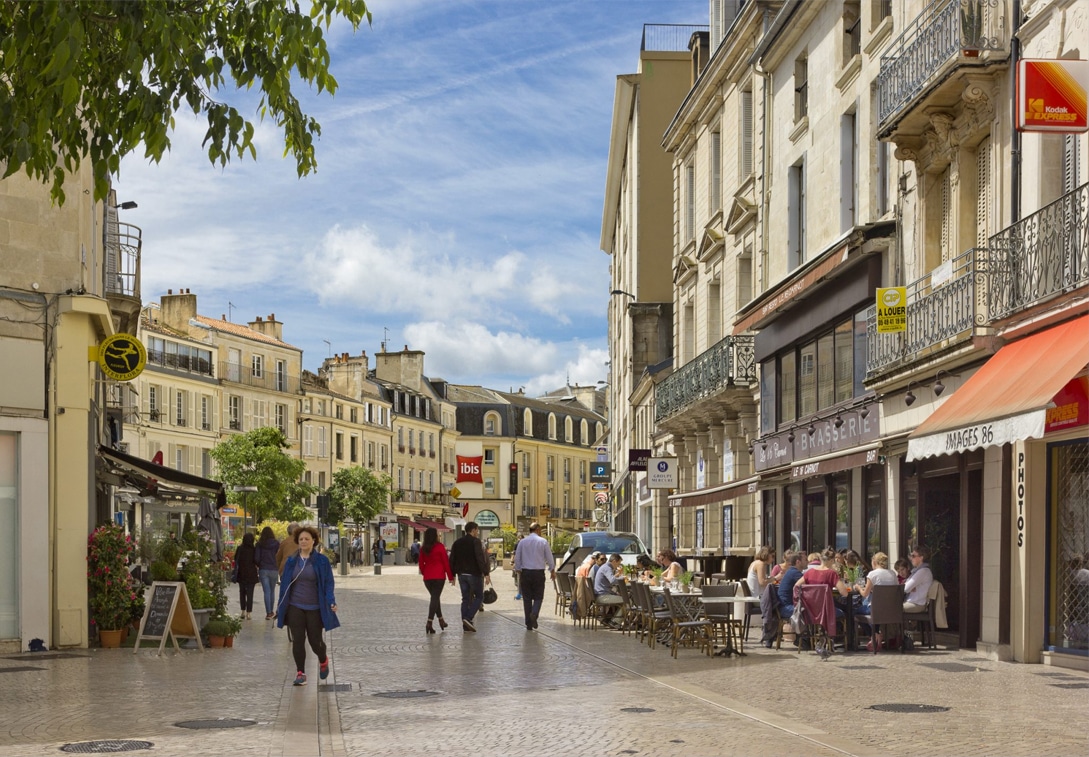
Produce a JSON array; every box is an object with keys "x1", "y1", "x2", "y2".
[{"x1": 907, "y1": 316, "x2": 1089, "y2": 460}]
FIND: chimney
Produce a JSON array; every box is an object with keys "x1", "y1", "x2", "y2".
[
  {"x1": 323, "y1": 350, "x2": 370, "y2": 399},
  {"x1": 248, "y1": 312, "x2": 284, "y2": 341},
  {"x1": 375, "y1": 347, "x2": 424, "y2": 391},
  {"x1": 160, "y1": 289, "x2": 198, "y2": 332},
  {"x1": 690, "y1": 30, "x2": 710, "y2": 86}
]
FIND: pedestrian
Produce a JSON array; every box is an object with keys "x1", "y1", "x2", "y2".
[
  {"x1": 276, "y1": 525, "x2": 339, "y2": 686},
  {"x1": 448, "y1": 521, "x2": 491, "y2": 632},
  {"x1": 418, "y1": 527, "x2": 454, "y2": 634},
  {"x1": 409, "y1": 537, "x2": 421, "y2": 564},
  {"x1": 255, "y1": 526, "x2": 281, "y2": 619},
  {"x1": 512, "y1": 534, "x2": 525, "y2": 600},
  {"x1": 276, "y1": 522, "x2": 300, "y2": 576},
  {"x1": 512, "y1": 523, "x2": 555, "y2": 630},
  {"x1": 234, "y1": 532, "x2": 260, "y2": 619},
  {"x1": 351, "y1": 534, "x2": 362, "y2": 566},
  {"x1": 372, "y1": 533, "x2": 386, "y2": 565}
]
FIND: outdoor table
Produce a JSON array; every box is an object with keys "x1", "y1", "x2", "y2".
[
  {"x1": 835, "y1": 591, "x2": 860, "y2": 651},
  {"x1": 700, "y1": 595, "x2": 759, "y2": 657}
]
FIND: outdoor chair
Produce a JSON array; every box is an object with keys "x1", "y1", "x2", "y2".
[
  {"x1": 795, "y1": 584, "x2": 837, "y2": 659},
  {"x1": 700, "y1": 582, "x2": 743, "y2": 652},
  {"x1": 856, "y1": 584, "x2": 905, "y2": 653},
  {"x1": 661, "y1": 587, "x2": 713, "y2": 659},
  {"x1": 615, "y1": 580, "x2": 639, "y2": 635},
  {"x1": 738, "y1": 581, "x2": 763, "y2": 641},
  {"x1": 631, "y1": 582, "x2": 672, "y2": 650},
  {"x1": 554, "y1": 571, "x2": 573, "y2": 617},
  {"x1": 903, "y1": 580, "x2": 944, "y2": 649}
]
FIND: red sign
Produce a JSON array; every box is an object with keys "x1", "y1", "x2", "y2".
[
  {"x1": 1017, "y1": 59, "x2": 1088, "y2": 133},
  {"x1": 456, "y1": 455, "x2": 483, "y2": 483},
  {"x1": 1046, "y1": 376, "x2": 1089, "y2": 433},
  {"x1": 461, "y1": 502, "x2": 469, "y2": 518}
]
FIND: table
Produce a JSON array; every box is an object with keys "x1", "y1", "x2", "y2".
[
  {"x1": 835, "y1": 592, "x2": 860, "y2": 652},
  {"x1": 700, "y1": 595, "x2": 760, "y2": 657}
]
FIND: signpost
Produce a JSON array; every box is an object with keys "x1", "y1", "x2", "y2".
[{"x1": 133, "y1": 581, "x2": 203, "y2": 655}]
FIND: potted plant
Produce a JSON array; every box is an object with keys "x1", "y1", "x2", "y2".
[
  {"x1": 87, "y1": 523, "x2": 136, "y2": 647},
  {"x1": 650, "y1": 567, "x2": 665, "y2": 586},
  {"x1": 203, "y1": 617, "x2": 232, "y2": 648},
  {"x1": 679, "y1": 571, "x2": 695, "y2": 592}
]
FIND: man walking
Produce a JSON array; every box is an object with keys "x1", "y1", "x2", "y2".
[
  {"x1": 513, "y1": 523, "x2": 555, "y2": 630},
  {"x1": 448, "y1": 521, "x2": 491, "y2": 632},
  {"x1": 372, "y1": 533, "x2": 386, "y2": 566},
  {"x1": 275, "y1": 522, "x2": 300, "y2": 576}
]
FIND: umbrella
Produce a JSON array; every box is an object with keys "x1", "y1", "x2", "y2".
[{"x1": 197, "y1": 496, "x2": 223, "y2": 561}]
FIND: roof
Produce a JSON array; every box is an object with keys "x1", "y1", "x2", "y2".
[{"x1": 192, "y1": 315, "x2": 299, "y2": 350}]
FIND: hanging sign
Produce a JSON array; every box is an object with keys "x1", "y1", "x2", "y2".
[
  {"x1": 1017, "y1": 59, "x2": 1088, "y2": 133},
  {"x1": 95, "y1": 333, "x2": 147, "y2": 381},
  {"x1": 876, "y1": 287, "x2": 907, "y2": 333}
]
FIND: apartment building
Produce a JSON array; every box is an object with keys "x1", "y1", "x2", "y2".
[{"x1": 318, "y1": 351, "x2": 394, "y2": 486}]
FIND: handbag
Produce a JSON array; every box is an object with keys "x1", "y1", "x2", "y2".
[{"x1": 482, "y1": 587, "x2": 498, "y2": 604}]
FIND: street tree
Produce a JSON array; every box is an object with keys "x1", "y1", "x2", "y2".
[
  {"x1": 326, "y1": 466, "x2": 391, "y2": 527},
  {"x1": 0, "y1": 0, "x2": 371, "y2": 204},
  {"x1": 209, "y1": 427, "x2": 314, "y2": 524}
]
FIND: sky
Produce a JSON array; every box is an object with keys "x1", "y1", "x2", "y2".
[{"x1": 116, "y1": 0, "x2": 706, "y2": 396}]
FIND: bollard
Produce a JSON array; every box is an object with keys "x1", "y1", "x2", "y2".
[{"x1": 373, "y1": 563, "x2": 382, "y2": 575}]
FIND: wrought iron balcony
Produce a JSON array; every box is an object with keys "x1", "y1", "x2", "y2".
[
  {"x1": 876, "y1": 0, "x2": 1008, "y2": 128},
  {"x1": 104, "y1": 220, "x2": 141, "y2": 300},
  {"x1": 655, "y1": 335, "x2": 756, "y2": 423},
  {"x1": 219, "y1": 361, "x2": 300, "y2": 393},
  {"x1": 866, "y1": 247, "x2": 988, "y2": 379},
  {"x1": 988, "y1": 183, "x2": 1088, "y2": 321}
]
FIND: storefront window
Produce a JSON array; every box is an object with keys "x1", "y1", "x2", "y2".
[
  {"x1": 852, "y1": 310, "x2": 868, "y2": 397},
  {"x1": 762, "y1": 492, "x2": 775, "y2": 552},
  {"x1": 805, "y1": 478, "x2": 827, "y2": 550},
  {"x1": 864, "y1": 466, "x2": 884, "y2": 560},
  {"x1": 834, "y1": 472, "x2": 849, "y2": 551},
  {"x1": 835, "y1": 319, "x2": 853, "y2": 403},
  {"x1": 760, "y1": 362, "x2": 776, "y2": 434},
  {"x1": 799, "y1": 343, "x2": 817, "y2": 417},
  {"x1": 1050, "y1": 441, "x2": 1089, "y2": 652},
  {"x1": 786, "y1": 485, "x2": 802, "y2": 553},
  {"x1": 817, "y1": 333, "x2": 835, "y2": 410},
  {"x1": 780, "y1": 351, "x2": 796, "y2": 424}
]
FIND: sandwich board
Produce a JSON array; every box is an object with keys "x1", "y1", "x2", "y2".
[{"x1": 133, "y1": 581, "x2": 204, "y2": 655}]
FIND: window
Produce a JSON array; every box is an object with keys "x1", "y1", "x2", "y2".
[
  {"x1": 564, "y1": 416, "x2": 573, "y2": 443},
  {"x1": 780, "y1": 350, "x2": 797, "y2": 424},
  {"x1": 817, "y1": 332, "x2": 835, "y2": 411},
  {"x1": 798, "y1": 342, "x2": 817, "y2": 418},
  {"x1": 940, "y1": 165, "x2": 953, "y2": 263},
  {"x1": 580, "y1": 460, "x2": 586, "y2": 484},
  {"x1": 147, "y1": 384, "x2": 161, "y2": 420},
  {"x1": 548, "y1": 413, "x2": 557, "y2": 440},
  {"x1": 740, "y1": 89, "x2": 753, "y2": 178},
  {"x1": 710, "y1": 130, "x2": 722, "y2": 211},
  {"x1": 252, "y1": 399, "x2": 266, "y2": 429},
  {"x1": 976, "y1": 136, "x2": 991, "y2": 247},
  {"x1": 788, "y1": 159, "x2": 806, "y2": 269},
  {"x1": 317, "y1": 426, "x2": 327, "y2": 458},
  {"x1": 841, "y1": 111, "x2": 857, "y2": 231},
  {"x1": 367, "y1": 441, "x2": 374, "y2": 467},
  {"x1": 523, "y1": 452, "x2": 531, "y2": 478},
  {"x1": 335, "y1": 403, "x2": 343, "y2": 420},
  {"x1": 228, "y1": 395, "x2": 241, "y2": 431},
  {"x1": 685, "y1": 162, "x2": 696, "y2": 241},
  {"x1": 429, "y1": 433, "x2": 435, "y2": 457},
  {"x1": 547, "y1": 456, "x2": 554, "y2": 482},
  {"x1": 794, "y1": 54, "x2": 808, "y2": 122},
  {"x1": 303, "y1": 424, "x2": 313, "y2": 456},
  {"x1": 336, "y1": 432, "x2": 344, "y2": 461},
  {"x1": 738, "y1": 245, "x2": 753, "y2": 306},
  {"x1": 876, "y1": 140, "x2": 890, "y2": 217},
  {"x1": 252, "y1": 354, "x2": 264, "y2": 378},
  {"x1": 563, "y1": 458, "x2": 570, "y2": 483},
  {"x1": 484, "y1": 412, "x2": 499, "y2": 435},
  {"x1": 275, "y1": 360, "x2": 286, "y2": 391},
  {"x1": 397, "y1": 427, "x2": 404, "y2": 452},
  {"x1": 275, "y1": 403, "x2": 286, "y2": 433},
  {"x1": 350, "y1": 407, "x2": 358, "y2": 424},
  {"x1": 484, "y1": 477, "x2": 495, "y2": 494},
  {"x1": 843, "y1": 1, "x2": 861, "y2": 65},
  {"x1": 201, "y1": 395, "x2": 210, "y2": 430},
  {"x1": 484, "y1": 448, "x2": 496, "y2": 465},
  {"x1": 580, "y1": 419, "x2": 589, "y2": 445},
  {"x1": 174, "y1": 389, "x2": 187, "y2": 426},
  {"x1": 523, "y1": 408, "x2": 533, "y2": 436}
]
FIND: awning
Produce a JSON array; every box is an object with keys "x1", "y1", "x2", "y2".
[
  {"x1": 397, "y1": 517, "x2": 427, "y2": 531},
  {"x1": 417, "y1": 518, "x2": 452, "y2": 532},
  {"x1": 907, "y1": 316, "x2": 1089, "y2": 461},
  {"x1": 668, "y1": 476, "x2": 759, "y2": 508},
  {"x1": 98, "y1": 445, "x2": 224, "y2": 501}
]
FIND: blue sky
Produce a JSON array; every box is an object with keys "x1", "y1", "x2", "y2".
[{"x1": 117, "y1": 0, "x2": 705, "y2": 396}]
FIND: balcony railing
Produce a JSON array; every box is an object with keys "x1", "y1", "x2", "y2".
[
  {"x1": 988, "y1": 183, "x2": 1088, "y2": 321},
  {"x1": 641, "y1": 23, "x2": 708, "y2": 53},
  {"x1": 393, "y1": 489, "x2": 449, "y2": 507},
  {"x1": 877, "y1": 0, "x2": 1007, "y2": 127},
  {"x1": 104, "y1": 220, "x2": 141, "y2": 300},
  {"x1": 655, "y1": 335, "x2": 755, "y2": 423},
  {"x1": 867, "y1": 247, "x2": 988, "y2": 378},
  {"x1": 219, "y1": 361, "x2": 300, "y2": 393}
]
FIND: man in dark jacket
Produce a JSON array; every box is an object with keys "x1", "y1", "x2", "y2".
[{"x1": 448, "y1": 521, "x2": 492, "y2": 632}]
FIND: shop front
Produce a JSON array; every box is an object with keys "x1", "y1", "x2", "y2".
[{"x1": 905, "y1": 315, "x2": 1088, "y2": 665}]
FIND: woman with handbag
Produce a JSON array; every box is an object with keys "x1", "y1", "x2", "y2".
[
  {"x1": 418, "y1": 527, "x2": 454, "y2": 634},
  {"x1": 234, "y1": 532, "x2": 260, "y2": 619}
]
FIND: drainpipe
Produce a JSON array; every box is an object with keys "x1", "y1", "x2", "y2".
[
  {"x1": 753, "y1": 59, "x2": 771, "y2": 293},
  {"x1": 1010, "y1": 0, "x2": 1022, "y2": 224}
]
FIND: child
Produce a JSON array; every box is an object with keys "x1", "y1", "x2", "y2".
[{"x1": 894, "y1": 557, "x2": 912, "y2": 584}]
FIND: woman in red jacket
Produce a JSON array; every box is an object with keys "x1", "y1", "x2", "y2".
[{"x1": 418, "y1": 527, "x2": 455, "y2": 634}]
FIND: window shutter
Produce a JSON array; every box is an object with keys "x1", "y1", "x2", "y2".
[
  {"x1": 976, "y1": 137, "x2": 991, "y2": 248},
  {"x1": 1063, "y1": 135, "x2": 1080, "y2": 194},
  {"x1": 741, "y1": 90, "x2": 753, "y2": 177},
  {"x1": 940, "y1": 166, "x2": 952, "y2": 262}
]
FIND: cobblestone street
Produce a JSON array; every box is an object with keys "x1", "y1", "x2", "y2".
[{"x1": 1, "y1": 567, "x2": 1086, "y2": 756}]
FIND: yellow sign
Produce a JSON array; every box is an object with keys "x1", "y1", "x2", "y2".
[
  {"x1": 449, "y1": 486, "x2": 461, "y2": 499},
  {"x1": 97, "y1": 333, "x2": 147, "y2": 381},
  {"x1": 876, "y1": 287, "x2": 907, "y2": 333}
]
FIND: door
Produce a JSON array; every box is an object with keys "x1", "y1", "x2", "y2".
[
  {"x1": 919, "y1": 474, "x2": 960, "y2": 633},
  {"x1": 227, "y1": 348, "x2": 241, "y2": 382}
]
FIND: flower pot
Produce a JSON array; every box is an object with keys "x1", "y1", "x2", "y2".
[
  {"x1": 208, "y1": 634, "x2": 226, "y2": 648},
  {"x1": 99, "y1": 629, "x2": 124, "y2": 648},
  {"x1": 120, "y1": 626, "x2": 129, "y2": 643},
  {"x1": 224, "y1": 635, "x2": 234, "y2": 648}
]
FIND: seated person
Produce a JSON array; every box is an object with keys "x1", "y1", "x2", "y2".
[
  {"x1": 894, "y1": 557, "x2": 911, "y2": 584},
  {"x1": 843, "y1": 550, "x2": 867, "y2": 586},
  {"x1": 656, "y1": 549, "x2": 684, "y2": 584},
  {"x1": 589, "y1": 552, "x2": 608, "y2": 581},
  {"x1": 857, "y1": 551, "x2": 898, "y2": 614},
  {"x1": 903, "y1": 545, "x2": 934, "y2": 614},
  {"x1": 593, "y1": 553, "x2": 625, "y2": 623},
  {"x1": 770, "y1": 550, "x2": 793, "y2": 580},
  {"x1": 575, "y1": 552, "x2": 600, "y2": 579},
  {"x1": 636, "y1": 554, "x2": 656, "y2": 582},
  {"x1": 796, "y1": 546, "x2": 852, "y2": 618},
  {"x1": 777, "y1": 552, "x2": 807, "y2": 620}
]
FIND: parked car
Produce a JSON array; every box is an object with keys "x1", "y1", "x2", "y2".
[{"x1": 559, "y1": 531, "x2": 651, "y2": 571}]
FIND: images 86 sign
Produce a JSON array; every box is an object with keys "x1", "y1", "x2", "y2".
[{"x1": 647, "y1": 457, "x2": 678, "y2": 489}]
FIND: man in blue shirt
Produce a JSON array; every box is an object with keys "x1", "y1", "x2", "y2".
[
  {"x1": 512, "y1": 523, "x2": 555, "y2": 630},
  {"x1": 777, "y1": 551, "x2": 806, "y2": 620},
  {"x1": 593, "y1": 553, "x2": 624, "y2": 626}
]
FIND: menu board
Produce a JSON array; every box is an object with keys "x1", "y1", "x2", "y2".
[{"x1": 133, "y1": 581, "x2": 204, "y2": 655}]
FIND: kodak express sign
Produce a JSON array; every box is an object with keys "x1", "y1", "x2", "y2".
[
  {"x1": 1017, "y1": 59, "x2": 1088, "y2": 133},
  {"x1": 456, "y1": 455, "x2": 483, "y2": 483}
]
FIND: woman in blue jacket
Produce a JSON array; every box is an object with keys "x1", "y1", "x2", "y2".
[{"x1": 276, "y1": 525, "x2": 339, "y2": 686}]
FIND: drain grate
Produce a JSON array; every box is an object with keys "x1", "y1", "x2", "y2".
[
  {"x1": 0, "y1": 666, "x2": 46, "y2": 673},
  {"x1": 319, "y1": 683, "x2": 352, "y2": 692},
  {"x1": 60, "y1": 741, "x2": 154, "y2": 753},
  {"x1": 174, "y1": 719, "x2": 256, "y2": 730},
  {"x1": 869, "y1": 703, "x2": 950, "y2": 713},
  {"x1": 620, "y1": 707, "x2": 656, "y2": 713},
  {"x1": 918, "y1": 662, "x2": 990, "y2": 673},
  {"x1": 838, "y1": 665, "x2": 885, "y2": 670},
  {"x1": 374, "y1": 690, "x2": 440, "y2": 699}
]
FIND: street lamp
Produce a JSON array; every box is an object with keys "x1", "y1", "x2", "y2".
[
  {"x1": 233, "y1": 485, "x2": 258, "y2": 534},
  {"x1": 609, "y1": 289, "x2": 635, "y2": 299}
]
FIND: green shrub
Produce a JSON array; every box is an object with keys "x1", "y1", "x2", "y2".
[
  {"x1": 203, "y1": 618, "x2": 232, "y2": 637},
  {"x1": 149, "y1": 560, "x2": 177, "y2": 582}
]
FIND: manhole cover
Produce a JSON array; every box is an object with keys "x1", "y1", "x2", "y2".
[
  {"x1": 918, "y1": 662, "x2": 989, "y2": 673},
  {"x1": 373, "y1": 690, "x2": 440, "y2": 699},
  {"x1": 868, "y1": 703, "x2": 950, "y2": 713},
  {"x1": 620, "y1": 707, "x2": 656, "y2": 713},
  {"x1": 60, "y1": 741, "x2": 154, "y2": 753},
  {"x1": 0, "y1": 666, "x2": 46, "y2": 673},
  {"x1": 174, "y1": 719, "x2": 257, "y2": 730},
  {"x1": 319, "y1": 683, "x2": 352, "y2": 692}
]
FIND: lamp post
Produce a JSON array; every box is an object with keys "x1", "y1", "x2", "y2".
[{"x1": 233, "y1": 485, "x2": 258, "y2": 535}]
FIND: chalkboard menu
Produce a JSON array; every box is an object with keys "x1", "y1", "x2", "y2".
[{"x1": 133, "y1": 581, "x2": 204, "y2": 655}]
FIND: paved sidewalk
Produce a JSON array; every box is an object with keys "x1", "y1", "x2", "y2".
[{"x1": 0, "y1": 565, "x2": 1085, "y2": 756}]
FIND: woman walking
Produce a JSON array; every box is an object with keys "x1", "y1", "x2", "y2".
[
  {"x1": 255, "y1": 526, "x2": 280, "y2": 620},
  {"x1": 276, "y1": 526, "x2": 339, "y2": 686},
  {"x1": 234, "y1": 532, "x2": 260, "y2": 619},
  {"x1": 418, "y1": 527, "x2": 454, "y2": 634}
]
